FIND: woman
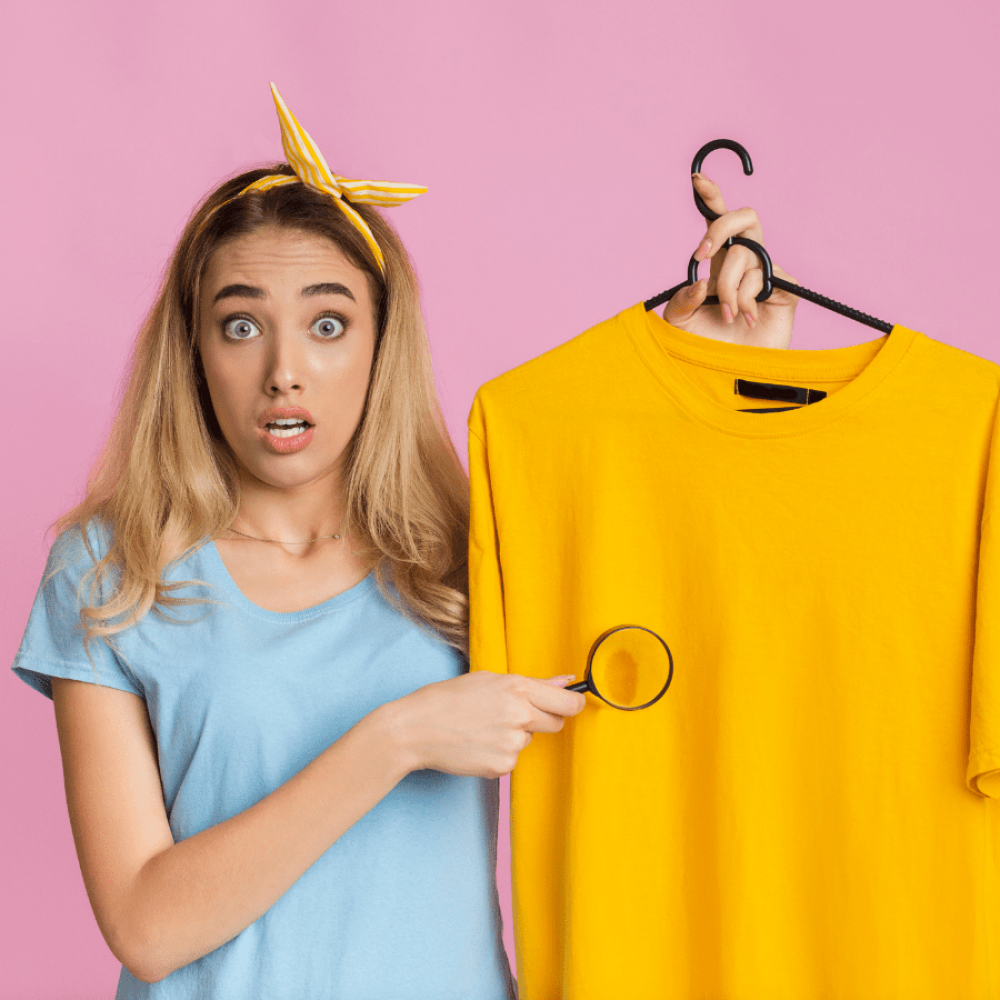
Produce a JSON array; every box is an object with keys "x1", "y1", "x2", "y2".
[{"x1": 11, "y1": 87, "x2": 795, "y2": 998}]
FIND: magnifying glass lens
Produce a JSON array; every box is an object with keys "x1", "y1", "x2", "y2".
[{"x1": 589, "y1": 627, "x2": 672, "y2": 709}]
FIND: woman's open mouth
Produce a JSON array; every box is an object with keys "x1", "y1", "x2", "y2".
[
  {"x1": 266, "y1": 417, "x2": 312, "y2": 439},
  {"x1": 256, "y1": 408, "x2": 316, "y2": 454}
]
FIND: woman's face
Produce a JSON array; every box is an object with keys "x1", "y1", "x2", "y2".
[{"x1": 197, "y1": 226, "x2": 377, "y2": 494}]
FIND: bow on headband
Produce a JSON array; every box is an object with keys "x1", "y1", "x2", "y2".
[{"x1": 217, "y1": 83, "x2": 426, "y2": 273}]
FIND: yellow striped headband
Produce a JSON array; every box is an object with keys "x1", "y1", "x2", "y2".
[{"x1": 213, "y1": 83, "x2": 426, "y2": 273}]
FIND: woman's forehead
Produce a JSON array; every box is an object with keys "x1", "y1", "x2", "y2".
[{"x1": 203, "y1": 227, "x2": 367, "y2": 296}]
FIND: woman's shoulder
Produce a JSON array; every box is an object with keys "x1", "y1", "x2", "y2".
[
  {"x1": 43, "y1": 519, "x2": 114, "y2": 586},
  {"x1": 40, "y1": 520, "x2": 217, "y2": 636},
  {"x1": 14, "y1": 519, "x2": 147, "y2": 700},
  {"x1": 47, "y1": 519, "x2": 215, "y2": 584}
]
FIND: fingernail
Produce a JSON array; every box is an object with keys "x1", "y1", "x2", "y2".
[
  {"x1": 695, "y1": 238, "x2": 712, "y2": 260},
  {"x1": 548, "y1": 674, "x2": 575, "y2": 682},
  {"x1": 722, "y1": 303, "x2": 733, "y2": 323},
  {"x1": 744, "y1": 311, "x2": 756, "y2": 328},
  {"x1": 692, "y1": 172, "x2": 703, "y2": 181}
]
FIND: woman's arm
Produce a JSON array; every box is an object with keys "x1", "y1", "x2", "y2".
[
  {"x1": 52, "y1": 671, "x2": 581, "y2": 984},
  {"x1": 53, "y1": 676, "x2": 409, "y2": 983}
]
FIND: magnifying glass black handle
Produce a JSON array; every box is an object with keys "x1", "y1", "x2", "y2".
[{"x1": 565, "y1": 679, "x2": 590, "y2": 694}]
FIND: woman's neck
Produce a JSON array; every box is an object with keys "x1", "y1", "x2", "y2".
[{"x1": 230, "y1": 469, "x2": 347, "y2": 546}]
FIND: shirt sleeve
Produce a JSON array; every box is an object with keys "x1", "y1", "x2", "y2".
[
  {"x1": 11, "y1": 523, "x2": 144, "y2": 701},
  {"x1": 468, "y1": 393, "x2": 510, "y2": 676},
  {"x1": 969, "y1": 412, "x2": 1000, "y2": 798}
]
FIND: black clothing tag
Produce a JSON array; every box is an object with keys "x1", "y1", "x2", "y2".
[
  {"x1": 737, "y1": 406, "x2": 803, "y2": 413},
  {"x1": 734, "y1": 379, "x2": 827, "y2": 405}
]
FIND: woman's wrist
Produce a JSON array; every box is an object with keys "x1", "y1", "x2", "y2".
[{"x1": 366, "y1": 698, "x2": 422, "y2": 778}]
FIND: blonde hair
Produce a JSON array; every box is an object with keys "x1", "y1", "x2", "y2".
[{"x1": 56, "y1": 164, "x2": 471, "y2": 655}]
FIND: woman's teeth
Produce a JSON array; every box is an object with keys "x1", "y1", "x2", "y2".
[{"x1": 267, "y1": 419, "x2": 310, "y2": 438}]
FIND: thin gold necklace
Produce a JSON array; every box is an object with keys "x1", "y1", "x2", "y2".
[{"x1": 227, "y1": 525, "x2": 343, "y2": 544}]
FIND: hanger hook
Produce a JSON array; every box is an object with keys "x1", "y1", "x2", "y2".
[
  {"x1": 687, "y1": 235, "x2": 773, "y2": 303},
  {"x1": 643, "y1": 234, "x2": 773, "y2": 312},
  {"x1": 691, "y1": 139, "x2": 753, "y2": 223}
]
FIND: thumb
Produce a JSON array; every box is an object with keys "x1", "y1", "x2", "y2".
[
  {"x1": 692, "y1": 172, "x2": 729, "y2": 217},
  {"x1": 664, "y1": 279, "x2": 708, "y2": 324}
]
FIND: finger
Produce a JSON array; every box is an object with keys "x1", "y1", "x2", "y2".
[
  {"x1": 691, "y1": 173, "x2": 729, "y2": 218},
  {"x1": 545, "y1": 675, "x2": 577, "y2": 685},
  {"x1": 526, "y1": 678, "x2": 587, "y2": 717},
  {"x1": 714, "y1": 244, "x2": 759, "y2": 324},
  {"x1": 773, "y1": 262, "x2": 798, "y2": 286},
  {"x1": 694, "y1": 206, "x2": 763, "y2": 262},
  {"x1": 764, "y1": 263, "x2": 801, "y2": 311},
  {"x1": 736, "y1": 266, "x2": 765, "y2": 326},
  {"x1": 663, "y1": 279, "x2": 709, "y2": 324},
  {"x1": 525, "y1": 708, "x2": 572, "y2": 735}
]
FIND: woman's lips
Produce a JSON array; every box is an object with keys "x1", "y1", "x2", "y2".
[
  {"x1": 255, "y1": 407, "x2": 316, "y2": 454},
  {"x1": 256, "y1": 423, "x2": 315, "y2": 454}
]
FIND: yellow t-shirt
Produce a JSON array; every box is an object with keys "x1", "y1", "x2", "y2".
[{"x1": 468, "y1": 302, "x2": 1000, "y2": 1000}]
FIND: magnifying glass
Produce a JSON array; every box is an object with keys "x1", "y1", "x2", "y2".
[{"x1": 566, "y1": 625, "x2": 674, "y2": 711}]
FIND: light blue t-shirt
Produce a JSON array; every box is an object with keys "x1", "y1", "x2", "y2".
[{"x1": 13, "y1": 524, "x2": 516, "y2": 1000}]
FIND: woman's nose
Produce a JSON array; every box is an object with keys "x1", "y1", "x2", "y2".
[{"x1": 264, "y1": 331, "x2": 306, "y2": 395}]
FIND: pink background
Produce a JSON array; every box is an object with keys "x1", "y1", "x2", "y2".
[{"x1": 3, "y1": 0, "x2": 998, "y2": 996}]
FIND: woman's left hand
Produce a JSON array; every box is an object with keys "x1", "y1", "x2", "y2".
[{"x1": 663, "y1": 173, "x2": 800, "y2": 349}]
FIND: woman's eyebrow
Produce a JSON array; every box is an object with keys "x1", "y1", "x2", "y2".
[
  {"x1": 211, "y1": 282, "x2": 356, "y2": 304},
  {"x1": 301, "y1": 282, "x2": 355, "y2": 301},
  {"x1": 213, "y1": 283, "x2": 265, "y2": 304}
]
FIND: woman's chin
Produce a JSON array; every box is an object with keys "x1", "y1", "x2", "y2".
[{"x1": 235, "y1": 450, "x2": 345, "y2": 495}]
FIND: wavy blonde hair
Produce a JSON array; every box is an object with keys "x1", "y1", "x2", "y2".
[{"x1": 56, "y1": 164, "x2": 471, "y2": 654}]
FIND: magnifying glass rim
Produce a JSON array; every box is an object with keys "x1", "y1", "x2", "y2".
[{"x1": 585, "y1": 623, "x2": 675, "y2": 712}]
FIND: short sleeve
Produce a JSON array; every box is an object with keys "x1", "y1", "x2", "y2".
[
  {"x1": 11, "y1": 523, "x2": 144, "y2": 701},
  {"x1": 468, "y1": 393, "x2": 510, "y2": 676},
  {"x1": 969, "y1": 413, "x2": 1000, "y2": 798}
]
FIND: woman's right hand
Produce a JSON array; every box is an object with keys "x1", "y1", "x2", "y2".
[
  {"x1": 49, "y1": 669, "x2": 579, "y2": 984},
  {"x1": 385, "y1": 672, "x2": 587, "y2": 779},
  {"x1": 664, "y1": 173, "x2": 800, "y2": 349}
]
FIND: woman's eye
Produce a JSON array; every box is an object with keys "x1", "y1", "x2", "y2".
[
  {"x1": 312, "y1": 315, "x2": 346, "y2": 339},
  {"x1": 223, "y1": 317, "x2": 261, "y2": 340}
]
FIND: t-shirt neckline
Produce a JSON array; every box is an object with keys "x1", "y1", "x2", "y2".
[
  {"x1": 203, "y1": 540, "x2": 376, "y2": 622},
  {"x1": 623, "y1": 301, "x2": 919, "y2": 438}
]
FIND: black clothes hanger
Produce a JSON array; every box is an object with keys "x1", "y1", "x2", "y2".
[
  {"x1": 690, "y1": 138, "x2": 754, "y2": 224},
  {"x1": 644, "y1": 140, "x2": 893, "y2": 335}
]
